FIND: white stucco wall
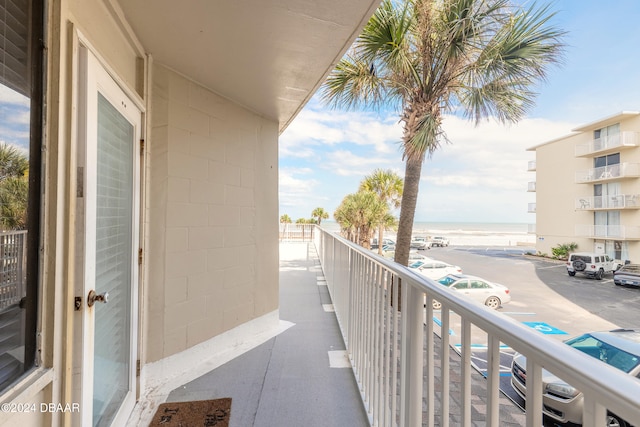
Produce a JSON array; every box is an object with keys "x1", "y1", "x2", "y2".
[{"x1": 145, "y1": 64, "x2": 279, "y2": 362}]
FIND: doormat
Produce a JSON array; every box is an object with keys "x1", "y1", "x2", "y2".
[{"x1": 149, "y1": 398, "x2": 232, "y2": 426}]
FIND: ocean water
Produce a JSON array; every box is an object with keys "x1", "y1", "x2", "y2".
[{"x1": 321, "y1": 221, "x2": 535, "y2": 247}]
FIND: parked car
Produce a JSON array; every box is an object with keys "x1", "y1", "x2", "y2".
[
  {"x1": 430, "y1": 236, "x2": 449, "y2": 247},
  {"x1": 566, "y1": 252, "x2": 622, "y2": 280},
  {"x1": 432, "y1": 274, "x2": 511, "y2": 309},
  {"x1": 410, "y1": 236, "x2": 432, "y2": 250},
  {"x1": 371, "y1": 238, "x2": 396, "y2": 250},
  {"x1": 614, "y1": 264, "x2": 640, "y2": 287},
  {"x1": 409, "y1": 259, "x2": 462, "y2": 281},
  {"x1": 383, "y1": 250, "x2": 429, "y2": 263},
  {"x1": 511, "y1": 328, "x2": 640, "y2": 426}
]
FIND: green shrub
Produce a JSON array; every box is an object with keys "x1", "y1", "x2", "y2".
[{"x1": 551, "y1": 242, "x2": 578, "y2": 260}]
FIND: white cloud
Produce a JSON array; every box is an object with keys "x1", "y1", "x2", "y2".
[
  {"x1": 322, "y1": 149, "x2": 404, "y2": 177},
  {"x1": 280, "y1": 107, "x2": 403, "y2": 158},
  {"x1": 0, "y1": 86, "x2": 29, "y2": 107},
  {"x1": 278, "y1": 168, "x2": 329, "y2": 218}
]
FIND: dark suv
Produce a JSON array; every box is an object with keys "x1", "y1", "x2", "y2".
[{"x1": 614, "y1": 264, "x2": 640, "y2": 287}]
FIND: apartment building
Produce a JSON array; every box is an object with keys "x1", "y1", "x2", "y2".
[{"x1": 527, "y1": 111, "x2": 640, "y2": 263}]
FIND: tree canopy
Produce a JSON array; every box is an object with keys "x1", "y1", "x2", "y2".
[{"x1": 322, "y1": 0, "x2": 565, "y2": 265}]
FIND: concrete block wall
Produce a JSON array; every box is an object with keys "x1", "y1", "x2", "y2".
[{"x1": 146, "y1": 64, "x2": 279, "y2": 362}]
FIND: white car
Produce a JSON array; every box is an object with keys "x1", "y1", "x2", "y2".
[
  {"x1": 430, "y1": 236, "x2": 449, "y2": 247},
  {"x1": 383, "y1": 250, "x2": 430, "y2": 263},
  {"x1": 409, "y1": 259, "x2": 462, "y2": 280},
  {"x1": 410, "y1": 236, "x2": 432, "y2": 250},
  {"x1": 434, "y1": 274, "x2": 511, "y2": 309},
  {"x1": 511, "y1": 329, "x2": 639, "y2": 426}
]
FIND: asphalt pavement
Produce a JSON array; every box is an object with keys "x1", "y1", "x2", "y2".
[{"x1": 420, "y1": 245, "x2": 640, "y2": 426}]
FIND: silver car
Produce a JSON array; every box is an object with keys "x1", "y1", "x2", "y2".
[
  {"x1": 511, "y1": 329, "x2": 640, "y2": 426},
  {"x1": 433, "y1": 274, "x2": 511, "y2": 310}
]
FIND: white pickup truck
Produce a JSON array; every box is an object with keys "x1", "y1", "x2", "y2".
[{"x1": 430, "y1": 236, "x2": 449, "y2": 247}]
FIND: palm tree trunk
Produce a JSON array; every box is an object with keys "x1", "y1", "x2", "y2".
[
  {"x1": 377, "y1": 224, "x2": 384, "y2": 255},
  {"x1": 394, "y1": 156, "x2": 423, "y2": 266}
]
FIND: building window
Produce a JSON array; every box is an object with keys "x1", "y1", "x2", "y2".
[
  {"x1": 606, "y1": 240, "x2": 627, "y2": 262},
  {"x1": 594, "y1": 153, "x2": 620, "y2": 168},
  {"x1": 594, "y1": 123, "x2": 620, "y2": 151},
  {"x1": 0, "y1": 0, "x2": 44, "y2": 390}
]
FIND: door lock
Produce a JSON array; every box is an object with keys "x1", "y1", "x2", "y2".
[{"x1": 87, "y1": 290, "x2": 109, "y2": 307}]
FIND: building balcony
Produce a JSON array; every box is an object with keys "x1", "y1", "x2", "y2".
[
  {"x1": 575, "y1": 131, "x2": 639, "y2": 157},
  {"x1": 528, "y1": 223, "x2": 536, "y2": 234},
  {"x1": 527, "y1": 160, "x2": 536, "y2": 171},
  {"x1": 575, "y1": 194, "x2": 640, "y2": 210},
  {"x1": 528, "y1": 202, "x2": 536, "y2": 213},
  {"x1": 575, "y1": 224, "x2": 640, "y2": 240},
  {"x1": 575, "y1": 162, "x2": 640, "y2": 184},
  {"x1": 527, "y1": 181, "x2": 536, "y2": 192}
]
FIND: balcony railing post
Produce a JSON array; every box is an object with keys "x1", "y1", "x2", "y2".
[
  {"x1": 400, "y1": 284, "x2": 424, "y2": 426},
  {"x1": 525, "y1": 358, "x2": 543, "y2": 427},
  {"x1": 487, "y1": 334, "x2": 500, "y2": 427}
]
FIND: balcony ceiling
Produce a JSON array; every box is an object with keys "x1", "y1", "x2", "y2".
[{"x1": 117, "y1": 0, "x2": 381, "y2": 133}]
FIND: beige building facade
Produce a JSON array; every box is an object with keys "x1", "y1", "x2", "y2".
[
  {"x1": 528, "y1": 111, "x2": 640, "y2": 263},
  {"x1": 0, "y1": 0, "x2": 380, "y2": 426}
]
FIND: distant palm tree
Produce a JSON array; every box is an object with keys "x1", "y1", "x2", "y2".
[
  {"x1": 334, "y1": 190, "x2": 388, "y2": 248},
  {"x1": 311, "y1": 207, "x2": 329, "y2": 225},
  {"x1": 280, "y1": 214, "x2": 292, "y2": 223},
  {"x1": 322, "y1": 0, "x2": 565, "y2": 266},
  {"x1": 360, "y1": 169, "x2": 403, "y2": 254},
  {"x1": 0, "y1": 143, "x2": 29, "y2": 230},
  {"x1": 296, "y1": 218, "x2": 315, "y2": 224}
]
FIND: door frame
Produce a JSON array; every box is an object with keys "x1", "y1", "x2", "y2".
[{"x1": 73, "y1": 39, "x2": 144, "y2": 427}]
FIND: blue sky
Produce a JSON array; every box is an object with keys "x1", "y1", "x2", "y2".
[
  {"x1": 279, "y1": 0, "x2": 640, "y2": 224},
  {"x1": 0, "y1": 85, "x2": 30, "y2": 151}
]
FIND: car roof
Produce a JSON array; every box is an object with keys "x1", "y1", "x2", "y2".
[
  {"x1": 617, "y1": 264, "x2": 640, "y2": 273},
  {"x1": 588, "y1": 329, "x2": 640, "y2": 356},
  {"x1": 443, "y1": 273, "x2": 483, "y2": 281}
]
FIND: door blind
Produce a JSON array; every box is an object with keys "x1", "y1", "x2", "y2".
[{"x1": 0, "y1": 0, "x2": 30, "y2": 97}]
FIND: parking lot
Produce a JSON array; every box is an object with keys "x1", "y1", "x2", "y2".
[{"x1": 419, "y1": 246, "x2": 640, "y2": 423}]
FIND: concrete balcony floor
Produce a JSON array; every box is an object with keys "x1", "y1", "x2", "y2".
[{"x1": 163, "y1": 242, "x2": 527, "y2": 426}]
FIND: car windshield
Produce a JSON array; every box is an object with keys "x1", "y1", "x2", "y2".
[
  {"x1": 409, "y1": 261, "x2": 423, "y2": 268},
  {"x1": 438, "y1": 275, "x2": 457, "y2": 286},
  {"x1": 565, "y1": 334, "x2": 640, "y2": 373}
]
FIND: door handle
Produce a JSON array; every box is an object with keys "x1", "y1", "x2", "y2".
[{"x1": 87, "y1": 290, "x2": 109, "y2": 307}]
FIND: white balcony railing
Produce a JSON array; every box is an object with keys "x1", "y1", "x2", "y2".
[
  {"x1": 575, "y1": 224, "x2": 640, "y2": 240},
  {"x1": 575, "y1": 194, "x2": 640, "y2": 210},
  {"x1": 575, "y1": 131, "x2": 639, "y2": 157},
  {"x1": 527, "y1": 223, "x2": 536, "y2": 234},
  {"x1": 527, "y1": 181, "x2": 536, "y2": 192},
  {"x1": 314, "y1": 228, "x2": 640, "y2": 426},
  {"x1": 527, "y1": 202, "x2": 536, "y2": 213},
  {"x1": 527, "y1": 160, "x2": 536, "y2": 171},
  {"x1": 575, "y1": 162, "x2": 640, "y2": 183},
  {"x1": 279, "y1": 223, "x2": 316, "y2": 241}
]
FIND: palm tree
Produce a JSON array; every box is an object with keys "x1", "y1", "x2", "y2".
[
  {"x1": 321, "y1": 0, "x2": 565, "y2": 266},
  {"x1": 0, "y1": 143, "x2": 29, "y2": 230},
  {"x1": 334, "y1": 190, "x2": 388, "y2": 248},
  {"x1": 360, "y1": 169, "x2": 403, "y2": 254},
  {"x1": 311, "y1": 207, "x2": 329, "y2": 225},
  {"x1": 280, "y1": 214, "x2": 292, "y2": 223}
]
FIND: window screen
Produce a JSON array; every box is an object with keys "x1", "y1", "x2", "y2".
[{"x1": 0, "y1": 0, "x2": 43, "y2": 391}]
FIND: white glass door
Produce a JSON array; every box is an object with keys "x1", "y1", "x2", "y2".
[{"x1": 77, "y1": 45, "x2": 141, "y2": 427}]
